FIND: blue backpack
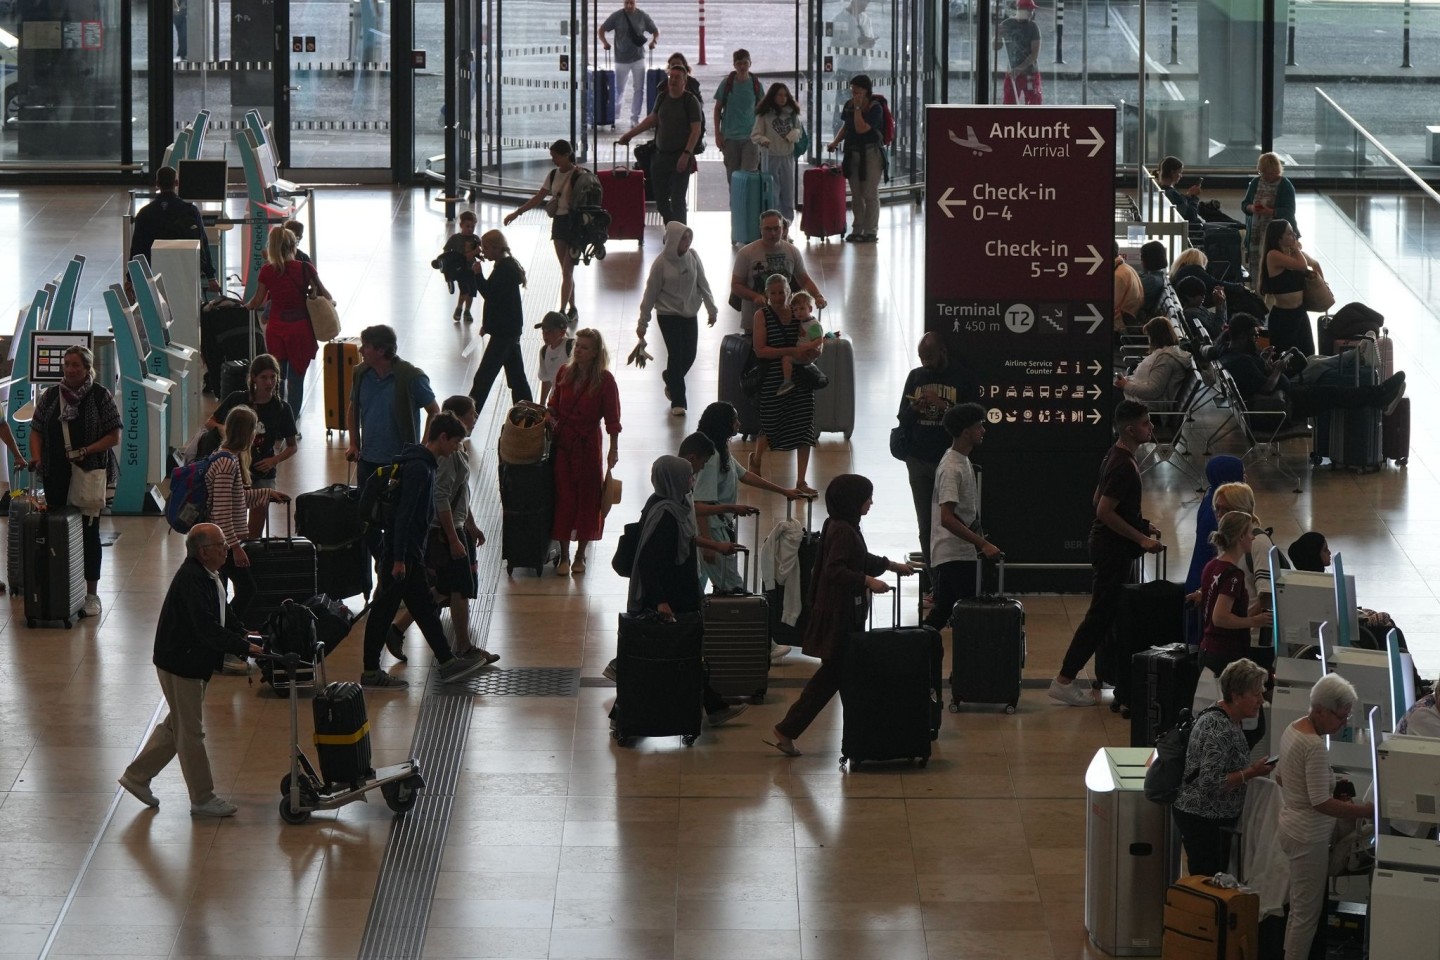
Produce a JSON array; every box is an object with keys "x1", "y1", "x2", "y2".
[{"x1": 166, "y1": 451, "x2": 233, "y2": 533}]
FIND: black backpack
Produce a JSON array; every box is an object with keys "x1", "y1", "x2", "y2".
[{"x1": 1144, "y1": 705, "x2": 1224, "y2": 804}]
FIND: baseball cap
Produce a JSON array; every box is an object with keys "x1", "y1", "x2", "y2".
[
  {"x1": 535, "y1": 311, "x2": 570, "y2": 331},
  {"x1": 1017, "y1": 0, "x2": 1038, "y2": 8}
]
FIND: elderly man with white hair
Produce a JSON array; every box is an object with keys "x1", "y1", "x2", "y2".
[{"x1": 1276, "y1": 673, "x2": 1373, "y2": 960}]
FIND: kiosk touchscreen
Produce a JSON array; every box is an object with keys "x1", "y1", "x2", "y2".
[{"x1": 3, "y1": 286, "x2": 53, "y2": 484}]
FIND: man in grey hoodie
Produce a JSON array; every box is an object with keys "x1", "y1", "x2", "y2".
[{"x1": 635, "y1": 221, "x2": 718, "y2": 417}]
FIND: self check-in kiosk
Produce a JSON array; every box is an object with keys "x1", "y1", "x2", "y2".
[
  {"x1": 125, "y1": 258, "x2": 200, "y2": 458},
  {"x1": 102, "y1": 284, "x2": 171, "y2": 514},
  {"x1": 3, "y1": 287, "x2": 51, "y2": 486},
  {"x1": 1367, "y1": 713, "x2": 1440, "y2": 957}
]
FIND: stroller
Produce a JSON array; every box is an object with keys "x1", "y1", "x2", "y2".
[{"x1": 569, "y1": 205, "x2": 611, "y2": 265}]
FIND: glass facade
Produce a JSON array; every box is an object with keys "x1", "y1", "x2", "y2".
[{"x1": 0, "y1": 0, "x2": 1435, "y2": 182}]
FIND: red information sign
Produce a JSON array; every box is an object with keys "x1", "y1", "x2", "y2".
[{"x1": 924, "y1": 105, "x2": 1118, "y2": 586}]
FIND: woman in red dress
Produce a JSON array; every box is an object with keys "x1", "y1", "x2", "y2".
[
  {"x1": 547, "y1": 328, "x2": 621, "y2": 575},
  {"x1": 246, "y1": 224, "x2": 332, "y2": 417}
]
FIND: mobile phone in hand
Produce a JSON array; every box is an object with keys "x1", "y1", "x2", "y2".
[{"x1": 1264, "y1": 755, "x2": 1279, "y2": 766}]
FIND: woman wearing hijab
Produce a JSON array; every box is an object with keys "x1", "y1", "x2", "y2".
[
  {"x1": 1184, "y1": 456, "x2": 1245, "y2": 642},
  {"x1": 623, "y1": 456, "x2": 748, "y2": 726},
  {"x1": 766, "y1": 474, "x2": 913, "y2": 756}
]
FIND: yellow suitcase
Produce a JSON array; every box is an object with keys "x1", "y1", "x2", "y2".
[
  {"x1": 1163, "y1": 875, "x2": 1259, "y2": 959},
  {"x1": 322, "y1": 338, "x2": 360, "y2": 435}
]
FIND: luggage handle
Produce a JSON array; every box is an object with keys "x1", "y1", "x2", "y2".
[
  {"x1": 612, "y1": 141, "x2": 634, "y2": 173},
  {"x1": 1139, "y1": 544, "x2": 1167, "y2": 583},
  {"x1": 785, "y1": 492, "x2": 817, "y2": 533},
  {"x1": 867, "y1": 567, "x2": 909, "y2": 630},
  {"x1": 975, "y1": 551, "x2": 1006, "y2": 597},
  {"x1": 260, "y1": 496, "x2": 296, "y2": 541}
]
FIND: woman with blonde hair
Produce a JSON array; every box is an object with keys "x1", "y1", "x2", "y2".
[
  {"x1": 546, "y1": 328, "x2": 621, "y2": 575},
  {"x1": 1211, "y1": 481, "x2": 1281, "y2": 637},
  {"x1": 245, "y1": 225, "x2": 333, "y2": 416},
  {"x1": 206, "y1": 406, "x2": 290, "y2": 667},
  {"x1": 205, "y1": 353, "x2": 298, "y2": 538},
  {"x1": 1241, "y1": 151, "x2": 1297, "y2": 284},
  {"x1": 1197, "y1": 510, "x2": 1273, "y2": 677},
  {"x1": 468, "y1": 229, "x2": 534, "y2": 413}
]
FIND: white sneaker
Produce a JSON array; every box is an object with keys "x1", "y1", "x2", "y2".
[
  {"x1": 117, "y1": 773, "x2": 159, "y2": 808},
  {"x1": 81, "y1": 594, "x2": 102, "y2": 618},
  {"x1": 770, "y1": 642, "x2": 792, "y2": 661},
  {"x1": 1048, "y1": 679, "x2": 1098, "y2": 707},
  {"x1": 190, "y1": 797, "x2": 239, "y2": 818}
]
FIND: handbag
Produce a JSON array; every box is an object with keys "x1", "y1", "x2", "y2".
[
  {"x1": 611, "y1": 520, "x2": 642, "y2": 577},
  {"x1": 1302, "y1": 260, "x2": 1335, "y2": 313},
  {"x1": 497, "y1": 401, "x2": 548, "y2": 465},
  {"x1": 290, "y1": 263, "x2": 340, "y2": 340},
  {"x1": 888, "y1": 425, "x2": 909, "y2": 462},
  {"x1": 740, "y1": 359, "x2": 765, "y2": 397},
  {"x1": 60, "y1": 421, "x2": 107, "y2": 517}
]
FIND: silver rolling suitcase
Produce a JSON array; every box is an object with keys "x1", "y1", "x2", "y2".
[
  {"x1": 810, "y1": 333, "x2": 855, "y2": 438},
  {"x1": 702, "y1": 515, "x2": 771, "y2": 704}
]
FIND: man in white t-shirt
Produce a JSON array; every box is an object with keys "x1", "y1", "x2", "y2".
[
  {"x1": 730, "y1": 210, "x2": 827, "y2": 332},
  {"x1": 923, "y1": 403, "x2": 1001, "y2": 633},
  {"x1": 535, "y1": 311, "x2": 574, "y2": 406}
]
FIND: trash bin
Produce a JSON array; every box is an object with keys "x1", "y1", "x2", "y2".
[{"x1": 1085, "y1": 747, "x2": 1168, "y2": 957}]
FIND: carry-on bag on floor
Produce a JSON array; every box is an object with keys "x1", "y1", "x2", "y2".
[
  {"x1": 1162, "y1": 875, "x2": 1259, "y2": 960},
  {"x1": 218, "y1": 360, "x2": 249, "y2": 401},
  {"x1": 322, "y1": 338, "x2": 361, "y2": 436},
  {"x1": 730, "y1": 169, "x2": 775, "y2": 246},
  {"x1": 612, "y1": 612, "x2": 705, "y2": 746},
  {"x1": 949, "y1": 554, "x2": 1026, "y2": 714},
  {"x1": 1109, "y1": 547, "x2": 1184, "y2": 717},
  {"x1": 1200, "y1": 224, "x2": 1243, "y2": 282},
  {"x1": 261, "y1": 598, "x2": 319, "y2": 694},
  {"x1": 644, "y1": 56, "x2": 665, "y2": 115},
  {"x1": 1130, "y1": 643, "x2": 1201, "y2": 748},
  {"x1": 296, "y1": 481, "x2": 372, "y2": 600},
  {"x1": 1325, "y1": 336, "x2": 1383, "y2": 472},
  {"x1": 810, "y1": 332, "x2": 855, "y2": 438},
  {"x1": 718, "y1": 332, "x2": 762, "y2": 439},
  {"x1": 598, "y1": 143, "x2": 646, "y2": 244},
  {"x1": 313, "y1": 681, "x2": 374, "y2": 788},
  {"x1": 7, "y1": 472, "x2": 40, "y2": 594},
  {"x1": 703, "y1": 515, "x2": 770, "y2": 704},
  {"x1": 1384, "y1": 396, "x2": 1410, "y2": 465},
  {"x1": 22, "y1": 507, "x2": 86, "y2": 628},
  {"x1": 800, "y1": 164, "x2": 847, "y2": 241},
  {"x1": 499, "y1": 458, "x2": 559, "y2": 576},
  {"x1": 200, "y1": 297, "x2": 264, "y2": 394},
  {"x1": 316, "y1": 538, "x2": 372, "y2": 602},
  {"x1": 766, "y1": 496, "x2": 820, "y2": 647},
  {"x1": 586, "y1": 57, "x2": 617, "y2": 128},
  {"x1": 840, "y1": 614, "x2": 942, "y2": 769},
  {"x1": 240, "y1": 505, "x2": 319, "y2": 630}
]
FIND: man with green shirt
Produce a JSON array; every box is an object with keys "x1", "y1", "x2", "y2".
[{"x1": 713, "y1": 48, "x2": 763, "y2": 191}]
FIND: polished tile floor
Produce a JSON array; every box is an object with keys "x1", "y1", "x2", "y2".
[{"x1": 0, "y1": 186, "x2": 1435, "y2": 959}]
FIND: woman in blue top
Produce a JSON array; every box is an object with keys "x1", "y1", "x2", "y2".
[
  {"x1": 694, "y1": 401, "x2": 802, "y2": 596},
  {"x1": 825, "y1": 74, "x2": 884, "y2": 243}
]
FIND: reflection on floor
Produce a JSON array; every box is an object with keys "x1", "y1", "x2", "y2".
[{"x1": 0, "y1": 186, "x2": 1434, "y2": 959}]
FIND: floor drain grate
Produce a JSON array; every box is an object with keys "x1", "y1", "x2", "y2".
[{"x1": 448, "y1": 667, "x2": 581, "y2": 697}]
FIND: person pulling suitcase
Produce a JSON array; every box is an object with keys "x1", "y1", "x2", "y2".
[{"x1": 923, "y1": 404, "x2": 1001, "y2": 631}]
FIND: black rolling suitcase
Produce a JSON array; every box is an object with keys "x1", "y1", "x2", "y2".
[
  {"x1": 219, "y1": 360, "x2": 248, "y2": 400},
  {"x1": 840, "y1": 627, "x2": 941, "y2": 769},
  {"x1": 295, "y1": 482, "x2": 372, "y2": 601},
  {"x1": 767, "y1": 496, "x2": 820, "y2": 647},
  {"x1": 199, "y1": 297, "x2": 263, "y2": 394},
  {"x1": 1130, "y1": 643, "x2": 1202, "y2": 747},
  {"x1": 948, "y1": 555, "x2": 1026, "y2": 714},
  {"x1": 718, "y1": 333, "x2": 762, "y2": 439},
  {"x1": 499, "y1": 458, "x2": 558, "y2": 576},
  {"x1": 702, "y1": 515, "x2": 770, "y2": 704},
  {"x1": 1201, "y1": 224, "x2": 1243, "y2": 282},
  {"x1": 312, "y1": 681, "x2": 374, "y2": 788},
  {"x1": 612, "y1": 612, "x2": 705, "y2": 746},
  {"x1": 7, "y1": 473, "x2": 40, "y2": 594},
  {"x1": 240, "y1": 505, "x2": 319, "y2": 630},
  {"x1": 22, "y1": 507, "x2": 86, "y2": 628},
  {"x1": 1109, "y1": 548, "x2": 1185, "y2": 717}
]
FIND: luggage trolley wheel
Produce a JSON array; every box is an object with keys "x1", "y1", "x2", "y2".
[
  {"x1": 278, "y1": 795, "x2": 311, "y2": 824},
  {"x1": 381, "y1": 776, "x2": 422, "y2": 814}
]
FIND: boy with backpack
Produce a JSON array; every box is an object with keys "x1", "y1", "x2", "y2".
[
  {"x1": 359, "y1": 412, "x2": 485, "y2": 690},
  {"x1": 713, "y1": 49, "x2": 763, "y2": 190},
  {"x1": 536, "y1": 310, "x2": 575, "y2": 406}
]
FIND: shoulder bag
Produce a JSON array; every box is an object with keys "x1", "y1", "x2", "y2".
[
  {"x1": 60, "y1": 421, "x2": 107, "y2": 517},
  {"x1": 1302, "y1": 255, "x2": 1335, "y2": 313},
  {"x1": 299, "y1": 262, "x2": 341, "y2": 341}
]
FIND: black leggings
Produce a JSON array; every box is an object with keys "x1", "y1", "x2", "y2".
[{"x1": 1172, "y1": 808, "x2": 1237, "y2": 877}]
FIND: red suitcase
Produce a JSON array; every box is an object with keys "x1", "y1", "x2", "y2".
[
  {"x1": 597, "y1": 144, "x2": 646, "y2": 245},
  {"x1": 800, "y1": 164, "x2": 847, "y2": 241},
  {"x1": 1384, "y1": 396, "x2": 1410, "y2": 464}
]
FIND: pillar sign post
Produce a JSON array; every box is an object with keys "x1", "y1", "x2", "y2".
[{"x1": 925, "y1": 105, "x2": 1117, "y2": 591}]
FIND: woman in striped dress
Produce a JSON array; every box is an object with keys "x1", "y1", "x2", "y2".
[{"x1": 750, "y1": 274, "x2": 823, "y2": 495}]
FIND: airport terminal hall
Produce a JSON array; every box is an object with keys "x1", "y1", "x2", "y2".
[{"x1": 3, "y1": 0, "x2": 1440, "y2": 958}]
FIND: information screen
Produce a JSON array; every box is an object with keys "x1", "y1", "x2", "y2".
[
  {"x1": 178, "y1": 159, "x2": 230, "y2": 203},
  {"x1": 31, "y1": 331, "x2": 95, "y2": 383}
]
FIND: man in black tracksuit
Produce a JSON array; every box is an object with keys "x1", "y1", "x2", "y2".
[{"x1": 360, "y1": 413, "x2": 483, "y2": 690}]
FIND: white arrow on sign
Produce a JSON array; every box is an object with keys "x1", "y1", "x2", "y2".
[
  {"x1": 1087, "y1": 385, "x2": 1103, "y2": 400},
  {"x1": 1077, "y1": 303, "x2": 1105, "y2": 334},
  {"x1": 1088, "y1": 409, "x2": 1102, "y2": 425},
  {"x1": 1076, "y1": 126, "x2": 1106, "y2": 158},
  {"x1": 1074, "y1": 245, "x2": 1104, "y2": 275},
  {"x1": 937, "y1": 187, "x2": 967, "y2": 219},
  {"x1": 1087, "y1": 360, "x2": 1104, "y2": 376}
]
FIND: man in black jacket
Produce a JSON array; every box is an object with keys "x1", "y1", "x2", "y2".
[
  {"x1": 362, "y1": 413, "x2": 484, "y2": 690},
  {"x1": 118, "y1": 523, "x2": 262, "y2": 817},
  {"x1": 128, "y1": 166, "x2": 220, "y2": 291}
]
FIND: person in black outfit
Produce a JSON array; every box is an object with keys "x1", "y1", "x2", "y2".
[
  {"x1": 117, "y1": 524, "x2": 264, "y2": 818},
  {"x1": 1219, "y1": 313, "x2": 1405, "y2": 419},
  {"x1": 1138, "y1": 240, "x2": 1169, "y2": 318},
  {"x1": 622, "y1": 455, "x2": 748, "y2": 726},
  {"x1": 360, "y1": 414, "x2": 485, "y2": 690},
  {"x1": 468, "y1": 229, "x2": 535, "y2": 413},
  {"x1": 128, "y1": 166, "x2": 219, "y2": 292},
  {"x1": 1050, "y1": 400, "x2": 1165, "y2": 706}
]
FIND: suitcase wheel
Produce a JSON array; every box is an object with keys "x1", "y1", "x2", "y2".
[
  {"x1": 1004, "y1": 703, "x2": 1017, "y2": 715},
  {"x1": 682, "y1": 735, "x2": 696, "y2": 747},
  {"x1": 916, "y1": 758, "x2": 927, "y2": 768},
  {"x1": 749, "y1": 689, "x2": 766, "y2": 705},
  {"x1": 26, "y1": 618, "x2": 35, "y2": 628},
  {"x1": 948, "y1": 701, "x2": 961, "y2": 714}
]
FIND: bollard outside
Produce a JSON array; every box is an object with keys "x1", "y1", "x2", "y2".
[
  {"x1": 1169, "y1": 0, "x2": 1179, "y2": 64},
  {"x1": 1285, "y1": 2, "x2": 1296, "y2": 66},
  {"x1": 698, "y1": 0, "x2": 708, "y2": 65},
  {"x1": 1055, "y1": 0, "x2": 1065, "y2": 63},
  {"x1": 1402, "y1": 0, "x2": 1412, "y2": 68}
]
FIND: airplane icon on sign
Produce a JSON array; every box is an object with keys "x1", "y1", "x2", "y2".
[{"x1": 948, "y1": 126, "x2": 992, "y2": 155}]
